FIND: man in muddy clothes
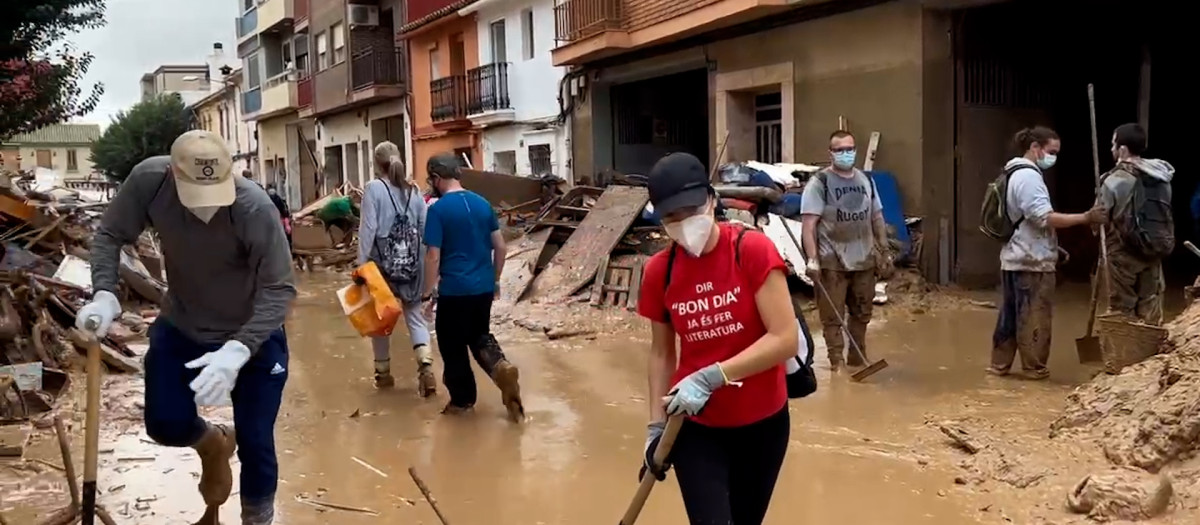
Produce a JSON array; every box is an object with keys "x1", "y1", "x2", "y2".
[
  {"x1": 799, "y1": 130, "x2": 892, "y2": 372},
  {"x1": 990, "y1": 127, "x2": 1106, "y2": 379},
  {"x1": 77, "y1": 130, "x2": 296, "y2": 525},
  {"x1": 1098, "y1": 123, "x2": 1175, "y2": 325},
  {"x1": 420, "y1": 153, "x2": 525, "y2": 421}
]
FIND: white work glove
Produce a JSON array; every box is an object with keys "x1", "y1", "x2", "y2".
[
  {"x1": 74, "y1": 290, "x2": 122, "y2": 337},
  {"x1": 185, "y1": 341, "x2": 252, "y2": 406},
  {"x1": 805, "y1": 258, "x2": 821, "y2": 279}
]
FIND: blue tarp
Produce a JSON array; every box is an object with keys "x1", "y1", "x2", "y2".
[{"x1": 868, "y1": 171, "x2": 910, "y2": 258}]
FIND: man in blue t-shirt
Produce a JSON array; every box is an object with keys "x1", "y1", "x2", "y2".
[{"x1": 420, "y1": 153, "x2": 524, "y2": 422}]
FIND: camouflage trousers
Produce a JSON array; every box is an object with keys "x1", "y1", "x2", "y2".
[
  {"x1": 816, "y1": 269, "x2": 875, "y2": 368},
  {"x1": 1105, "y1": 251, "x2": 1164, "y2": 326}
]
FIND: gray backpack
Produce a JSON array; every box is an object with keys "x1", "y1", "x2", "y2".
[{"x1": 375, "y1": 184, "x2": 421, "y2": 283}]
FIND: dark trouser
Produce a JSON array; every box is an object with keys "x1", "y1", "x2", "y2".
[
  {"x1": 672, "y1": 408, "x2": 790, "y2": 525},
  {"x1": 991, "y1": 270, "x2": 1054, "y2": 377},
  {"x1": 143, "y1": 320, "x2": 288, "y2": 513},
  {"x1": 815, "y1": 269, "x2": 875, "y2": 367},
  {"x1": 1107, "y1": 250, "x2": 1164, "y2": 325},
  {"x1": 435, "y1": 293, "x2": 507, "y2": 407}
]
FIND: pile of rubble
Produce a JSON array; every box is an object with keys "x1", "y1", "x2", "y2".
[{"x1": 0, "y1": 170, "x2": 157, "y2": 457}]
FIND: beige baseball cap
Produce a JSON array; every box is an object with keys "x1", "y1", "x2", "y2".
[{"x1": 170, "y1": 130, "x2": 235, "y2": 208}]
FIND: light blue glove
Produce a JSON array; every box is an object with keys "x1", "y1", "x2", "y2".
[
  {"x1": 665, "y1": 364, "x2": 728, "y2": 416},
  {"x1": 185, "y1": 341, "x2": 252, "y2": 406}
]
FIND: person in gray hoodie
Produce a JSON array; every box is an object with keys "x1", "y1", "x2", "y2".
[
  {"x1": 990, "y1": 126, "x2": 1107, "y2": 380},
  {"x1": 1098, "y1": 123, "x2": 1174, "y2": 325},
  {"x1": 358, "y1": 141, "x2": 437, "y2": 395}
]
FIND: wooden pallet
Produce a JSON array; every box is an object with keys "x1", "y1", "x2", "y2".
[{"x1": 591, "y1": 257, "x2": 644, "y2": 310}]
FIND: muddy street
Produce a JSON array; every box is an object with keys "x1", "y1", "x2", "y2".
[{"x1": 2, "y1": 274, "x2": 1195, "y2": 524}]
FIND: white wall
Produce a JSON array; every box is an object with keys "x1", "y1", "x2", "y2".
[
  {"x1": 475, "y1": 0, "x2": 564, "y2": 122},
  {"x1": 317, "y1": 111, "x2": 372, "y2": 187},
  {"x1": 480, "y1": 124, "x2": 570, "y2": 179}
]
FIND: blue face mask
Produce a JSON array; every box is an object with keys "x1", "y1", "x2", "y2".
[
  {"x1": 833, "y1": 150, "x2": 857, "y2": 169},
  {"x1": 1037, "y1": 153, "x2": 1057, "y2": 170}
]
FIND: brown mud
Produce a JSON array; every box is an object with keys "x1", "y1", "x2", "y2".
[{"x1": 2, "y1": 273, "x2": 1199, "y2": 524}]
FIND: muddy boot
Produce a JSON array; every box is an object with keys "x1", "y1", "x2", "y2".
[
  {"x1": 193, "y1": 423, "x2": 237, "y2": 506},
  {"x1": 441, "y1": 402, "x2": 474, "y2": 415},
  {"x1": 414, "y1": 345, "x2": 436, "y2": 398},
  {"x1": 242, "y1": 497, "x2": 275, "y2": 525},
  {"x1": 374, "y1": 359, "x2": 395, "y2": 389},
  {"x1": 191, "y1": 505, "x2": 219, "y2": 525},
  {"x1": 491, "y1": 360, "x2": 525, "y2": 423}
]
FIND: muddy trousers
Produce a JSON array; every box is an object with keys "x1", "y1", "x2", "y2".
[
  {"x1": 143, "y1": 320, "x2": 288, "y2": 524},
  {"x1": 671, "y1": 407, "x2": 790, "y2": 525},
  {"x1": 815, "y1": 269, "x2": 875, "y2": 367},
  {"x1": 435, "y1": 293, "x2": 507, "y2": 408},
  {"x1": 991, "y1": 271, "x2": 1054, "y2": 377},
  {"x1": 1106, "y1": 251, "x2": 1164, "y2": 325}
]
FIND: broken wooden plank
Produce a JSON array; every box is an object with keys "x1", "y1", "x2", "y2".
[
  {"x1": 499, "y1": 228, "x2": 552, "y2": 304},
  {"x1": 0, "y1": 423, "x2": 31, "y2": 456},
  {"x1": 530, "y1": 186, "x2": 649, "y2": 302},
  {"x1": 626, "y1": 258, "x2": 643, "y2": 311},
  {"x1": 590, "y1": 257, "x2": 609, "y2": 307}
]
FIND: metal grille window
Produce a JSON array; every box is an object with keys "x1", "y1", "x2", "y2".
[
  {"x1": 755, "y1": 92, "x2": 782, "y2": 164},
  {"x1": 494, "y1": 150, "x2": 517, "y2": 174},
  {"x1": 529, "y1": 144, "x2": 552, "y2": 175}
]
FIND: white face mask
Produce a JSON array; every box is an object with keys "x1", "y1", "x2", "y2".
[
  {"x1": 664, "y1": 204, "x2": 715, "y2": 257},
  {"x1": 189, "y1": 206, "x2": 221, "y2": 223}
]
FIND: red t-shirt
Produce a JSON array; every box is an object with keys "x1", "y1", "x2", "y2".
[{"x1": 637, "y1": 223, "x2": 788, "y2": 428}]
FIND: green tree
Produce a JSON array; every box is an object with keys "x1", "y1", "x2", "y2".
[
  {"x1": 90, "y1": 94, "x2": 192, "y2": 182},
  {"x1": 0, "y1": 0, "x2": 106, "y2": 140}
]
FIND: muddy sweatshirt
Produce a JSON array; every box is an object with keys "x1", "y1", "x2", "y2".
[
  {"x1": 1098, "y1": 158, "x2": 1175, "y2": 256},
  {"x1": 90, "y1": 156, "x2": 297, "y2": 352}
]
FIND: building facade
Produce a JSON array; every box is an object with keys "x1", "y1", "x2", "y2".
[
  {"x1": 190, "y1": 67, "x2": 258, "y2": 178},
  {"x1": 0, "y1": 124, "x2": 102, "y2": 179},
  {"x1": 140, "y1": 64, "x2": 212, "y2": 107},
  {"x1": 401, "y1": 0, "x2": 482, "y2": 180},
  {"x1": 464, "y1": 0, "x2": 570, "y2": 180},
  {"x1": 301, "y1": 0, "x2": 409, "y2": 201}
]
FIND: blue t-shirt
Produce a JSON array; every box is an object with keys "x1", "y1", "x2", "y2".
[{"x1": 424, "y1": 190, "x2": 500, "y2": 297}]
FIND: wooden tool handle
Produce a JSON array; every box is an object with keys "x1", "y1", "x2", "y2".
[
  {"x1": 79, "y1": 324, "x2": 102, "y2": 525},
  {"x1": 619, "y1": 415, "x2": 684, "y2": 525}
]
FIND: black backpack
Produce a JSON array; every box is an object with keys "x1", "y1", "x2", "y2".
[
  {"x1": 1114, "y1": 163, "x2": 1175, "y2": 259},
  {"x1": 979, "y1": 164, "x2": 1040, "y2": 242},
  {"x1": 660, "y1": 227, "x2": 817, "y2": 399},
  {"x1": 374, "y1": 183, "x2": 422, "y2": 283}
]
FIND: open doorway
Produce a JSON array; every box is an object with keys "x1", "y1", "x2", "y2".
[
  {"x1": 951, "y1": 0, "x2": 1193, "y2": 288},
  {"x1": 610, "y1": 68, "x2": 709, "y2": 176}
]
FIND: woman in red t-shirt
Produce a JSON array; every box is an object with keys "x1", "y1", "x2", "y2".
[{"x1": 636, "y1": 152, "x2": 799, "y2": 524}]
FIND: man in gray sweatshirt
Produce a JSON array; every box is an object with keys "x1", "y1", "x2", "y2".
[{"x1": 75, "y1": 130, "x2": 296, "y2": 525}]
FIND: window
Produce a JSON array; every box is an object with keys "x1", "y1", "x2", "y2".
[
  {"x1": 332, "y1": 23, "x2": 346, "y2": 63},
  {"x1": 66, "y1": 149, "x2": 78, "y2": 172},
  {"x1": 295, "y1": 33, "x2": 311, "y2": 74},
  {"x1": 494, "y1": 150, "x2": 517, "y2": 174},
  {"x1": 529, "y1": 144, "x2": 551, "y2": 175},
  {"x1": 754, "y1": 92, "x2": 783, "y2": 164},
  {"x1": 242, "y1": 0, "x2": 254, "y2": 11},
  {"x1": 489, "y1": 20, "x2": 507, "y2": 63},
  {"x1": 453, "y1": 147, "x2": 474, "y2": 169},
  {"x1": 521, "y1": 9, "x2": 534, "y2": 61},
  {"x1": 218, "y1": 108, "x2": 226, "y2": 137},
  {"x1": 281, "y1": 40, "x2": 293, "y2": 71},
  {"x1": 246, "y1": 52, "x2": 262, "y2": 88},
  {"x1": 429, "y1": 44, "x2": 440, "y2": 79},
  {"x1": 316, "y1": 31, "x2": 328, "y2": 70}
]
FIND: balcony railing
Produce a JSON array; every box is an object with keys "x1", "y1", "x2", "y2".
[
  {"x1": 297, "y1": 74, "x2": 313, "y2": 108},
  {"x1": 466, "y1": 63, "x2": 511, "y2": 115},
  {"x1": 430, "y1": 75, "x2": 467, "y2": 122},
  {"x1": 295, "y1": 0, "x2": 309, "y2": 23},
  {"x1": 351, "y1": 46, "x2": 402, "y2": 91},
  {"x1": 237, "y1": 7, "x2": 258, "y2": 38},
  {"x1": 554, "y1": 0, "x2": 622, "y2": 43},
  {"x1": 242, "y1": 87, "x2": 262, "y2": 115}
]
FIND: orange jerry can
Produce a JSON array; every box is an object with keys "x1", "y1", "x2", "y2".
[{"x1": 337, "y1": 261, "x2": 402, "y2": 337}]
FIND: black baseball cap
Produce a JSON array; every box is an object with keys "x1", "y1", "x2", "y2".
[{"x1": 647, "y1": 152, "x2": 712, "y2": 217}]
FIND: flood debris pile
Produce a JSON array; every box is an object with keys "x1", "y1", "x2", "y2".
[
  {"x1": 1045, "y1": 301, "x2": 1200, "y2": 520},
  {"x1": 289, "y1": 185, "x2": 362, "y2": 272},
  {"x1": 0, "y1": 173, "x2": 158, "y2": 457},
  {"x1": 1067, "y1": 468, "x2": 1174, "y2": 521}
]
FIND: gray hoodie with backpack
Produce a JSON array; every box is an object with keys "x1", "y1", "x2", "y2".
[
  {"x1": 358, "y1": 178, "x2": 427, "y2": 303},
  {"x1": 1001, "y1": 157, "x2": 1058, "y2": 272}
]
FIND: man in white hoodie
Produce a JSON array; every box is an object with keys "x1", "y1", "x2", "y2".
[
  {"x1": 1099, "y1": 123, "x2": 1175, "y2": 325},
  {"x1": 990, "y1": 126, "x2": 1106, "y2": 379}
]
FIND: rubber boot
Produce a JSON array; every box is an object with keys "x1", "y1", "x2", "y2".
[
  {"x1": 374, "y1": 359, "x2": 395, "y2": 389},
  {"x1": 193, "y1": 423, "x2": 236, "y2": 506},
  {"x1": 474, "y1": 334, "x2": 525, "y2": 422},
  {"x1": 414, "y1": 345, "x2": 436, "y2": 398},
  {"x1": 242, "y1": 497, "x2": 275, "y2": 525},
  {"x1": 191, "y1": 505, "x2": 219, "y2": 525}
]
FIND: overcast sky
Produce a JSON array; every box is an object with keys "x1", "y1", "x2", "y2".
[{"x1": 71, "y1": 0, "x2": 238, "y2": 125}]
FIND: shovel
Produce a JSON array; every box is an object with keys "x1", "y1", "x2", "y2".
[
  {"x1": 777, "y1": 218, "x2": 887, "y2": 381},
  {"x1": 618, "y1": 415, "x2": 684, "y2": 525},
  {"x1": 1076, "y1": 83, "x2": 1110, "y2": 365}
]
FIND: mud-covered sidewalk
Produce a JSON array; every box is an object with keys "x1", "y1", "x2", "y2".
[{"x1": 3, "y1": 273, "x2": 1199, "y2": 524}]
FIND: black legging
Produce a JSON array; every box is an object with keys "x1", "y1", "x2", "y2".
[{"x1": 672, "y1": 407, "x2": 790, "y2": 525}]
